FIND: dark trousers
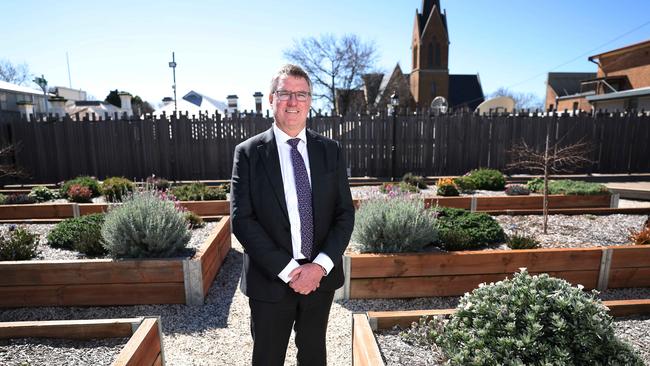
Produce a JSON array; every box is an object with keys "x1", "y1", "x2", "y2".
[{"x1": 249, "y1": 289, "x2": 335, "y2": 366}]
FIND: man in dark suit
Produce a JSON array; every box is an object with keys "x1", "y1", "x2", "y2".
[{"x1": 231, "y1": 64, "x2": 355, "y2": 365}]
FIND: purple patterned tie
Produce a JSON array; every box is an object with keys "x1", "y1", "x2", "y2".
[{"x1": 287, "y1": 138, "x2": 313, "y2": 259}]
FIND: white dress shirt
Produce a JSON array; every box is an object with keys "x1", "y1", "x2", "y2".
[{"x1": 272, "y1": 123, "x2": 334, "y2": 283}]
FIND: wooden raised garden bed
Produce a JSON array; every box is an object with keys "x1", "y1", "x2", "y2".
[
  {"x1": 0, "y1": 216, "x2": 231, "y2": 308},
  {"x1": 352, "y1": 300, "x2": 650, "y2": 366},
  {"x1": 0, "y1": 317, "x2": 164, "y2": 366},
  {"x1": 353, "y1": 193, "x2": 617, "y2": 212},
  {"x1": 0, "y1": 200, "x2": 231, "y2": 222},
  {"x1": 338, "y1": 245, "x2": 650, "y2": 300}
]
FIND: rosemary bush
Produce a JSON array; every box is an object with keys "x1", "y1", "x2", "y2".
[
  {"x1": 403, "y1": 270, "x2": 643, "y2": 365},
  {"x1": 352, "y1": 197, "x2": 438, "y2": 253},
  {"x1": 101, "y1": 190, "x2": 190, "y2": 258}
]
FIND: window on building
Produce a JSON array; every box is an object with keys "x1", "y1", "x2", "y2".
[
  {"x1": 0, "y1": 92, "x2": 7, "y2": 110},
  {"x1": 413, "y1": 45, "x2": 418, "y2": 69},
  {"x1": 572, "y1": 102, "x2": 579, "y2": 111},
  {"x1": 428, "y1": 42, "x2": 434, "y2": 68},
  {"x1": 435, "y1": 43, "x2": 441, "y2": 66}
]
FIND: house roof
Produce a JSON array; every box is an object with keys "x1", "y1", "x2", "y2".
[
  {"x1": 589, "y1": 38, "x2": 650, "y2": 61},
  {"x1": 154, "y1": 90, "x2": 226, "y2": 116},
  {"x1": 362, "y1": 73, "x2": 384, "y2": 105},
  {"x1": 0, "y1": 80, "x2": 45, "y2": 96},
  {"x1": 449, "y1": 74, "x2": 484, "y2": 110},
  {"x1": 547, "y1": 72, "x2": 597, "y2": 97}
]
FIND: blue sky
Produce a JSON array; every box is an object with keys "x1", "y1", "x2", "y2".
[{"x1": 3, "y1": 0, "x2": 649, "y2": 111}]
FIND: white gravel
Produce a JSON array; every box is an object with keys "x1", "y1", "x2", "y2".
[{"x1": 0, "y1": 337, "x2": 129, "y2": 366}]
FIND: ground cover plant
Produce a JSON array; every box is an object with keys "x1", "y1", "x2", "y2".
[
  {"x1": 0, "y1": 225, "x2": 39, "y2": 260},
  {"x1": 67, "y1": 184, "x2": 93, "y2": 203},
  {"x1": 2, "y1": 193, "x2": 37, "y2": 205},
  {"x1": 434, "y1": 207, "x2": 505, "y2": 250},
  {"x1": 526, "y1": 178, "x2": 608, "y2": 195},
  {"x1": 171, "y1": 183, "x2": 227, "y2": 201},
  {"x1": 506, "y1": 230, "x2": 539, "y2": 249},
  {"x1": 401, "y1": 270, "x2": 644, "y2": 365},
  {"x1": 102, "y1": 190, "x2": 190, "y2": 258},
  {"x1": 352, "y1": 197, "x2": 437, "y2": 253}
]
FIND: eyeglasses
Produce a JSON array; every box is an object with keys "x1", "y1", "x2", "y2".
[{"x1": 274, "y1": 90, "x2": 311, "y2": 102}]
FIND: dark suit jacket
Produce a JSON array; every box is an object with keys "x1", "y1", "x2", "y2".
[{"x1": 231, "y1": 127, "x2": 355, "y2": 302}]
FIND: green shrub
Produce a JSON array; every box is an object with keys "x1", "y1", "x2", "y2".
[
  {"x1": 3, "y1": 193, "x2": 37, "y2": 205},
  {"x1": 184, "y1": 211, "x2": 205, "y2": 229},
  {"x1": 47, "y1": 214, "x2": 105, "y2": 252},
  {"x1": 28, "y1": 186, "x2": 59, "y2": 202},
  {"x1": 0, "y1": 194, "x2": 5, "y2": 204},
  {"x1": 468, "y1": 168, "x2": 506, "y2": 191},
  {"x1": 0, "y1": 226, "x2": 39, "y2": 261},
  {"x1": 220, "y1": 182, "x2": 230, "y2": 193},
  {"x1": 67, "y1": 184, "x2": 92, "y2": 203},
  {"x1": 504, "y1": 184, "x2": 530, "y2": 196},
  {"x1": 402, "y1": 173, "x2": 428, "y2": 189},
  {"x1": 171, "y1": 183, "x2": 226, "y2": 201},
  {"x1": 507, "y1": 231, "x2": 540, "y2": 249},
  {"x1": 60, "y1": 176, "x2": 101, "y2": 198},
  {"x1": 526, "y1": 178, "x2": 609, "y2": 195},
  {"x1": 101, "y1": 190, "x2": 190, "y2": 258},
  {"x1": 404, "y1": 270, "x2": 644, "y2": 365},
  {"x1": 453, "y1": 176, "x2": 476, "y2": 193},
  {"x1": 101, "y1": 177, "x2": 135, "y2": 202},
  {"x1": 435, "y1": 207, "x2": 505, "y2": 250},
  {"x1": 465, "y1": 168, "x2": 506, "y2": 190},
  {"x1": 436, "y1": 184, "x2": 459, "y2": 196},
  {"x1": 526, "y1": 177, "x2": 544, "y2": 192},
  {"x1": 352, "y1": 197, "x2": 438, "y2": 253}
]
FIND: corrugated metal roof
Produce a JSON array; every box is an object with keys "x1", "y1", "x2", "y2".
[{"x1": 0, "y1": 80, "x2": 45, "y2": 95}]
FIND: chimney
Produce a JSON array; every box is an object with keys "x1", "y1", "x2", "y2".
[
  {"x1": 118, "y1": 92, "x2": 133, "y2": 117},
  {"x1": 16, "y1": 101, "x2": 34, "y2": 120},
  {"x1": 48, "y1": 96, "x2": 67, "y2": 118},
  {"x1": 253, "y1": 92, "x2": 263, "y2": 114},
  {"x1": 227, "y1": 94, "x2": 239, "y2": 115}
]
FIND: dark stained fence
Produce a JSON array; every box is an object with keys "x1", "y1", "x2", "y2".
[{"x1": 0, "y1": 110, "x2": 648, "y2": 184}]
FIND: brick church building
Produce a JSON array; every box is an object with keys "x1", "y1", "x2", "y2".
[{"x1": 337, "y1": 0, "x2": 484, "y2": 115}]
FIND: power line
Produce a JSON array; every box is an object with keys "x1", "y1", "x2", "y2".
[{"x1": 506, "y1": 19, "x2": 650, "y2": 90}]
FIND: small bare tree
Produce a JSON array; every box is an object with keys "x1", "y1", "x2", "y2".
[
  {"x1": 507, "y1": 133, "x2": 594, "y2": 234},
  {"x1": 283, "y1": 34, "x2": 379, "y2": 114}
]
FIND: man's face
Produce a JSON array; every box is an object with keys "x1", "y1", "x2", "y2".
[{"x1": 270, "y1": 75, "x2": 311, "y2": 137}]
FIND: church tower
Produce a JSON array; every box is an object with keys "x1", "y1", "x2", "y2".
[{"x1": 410, "y1": 0, "x2": 450, "y2": 109}]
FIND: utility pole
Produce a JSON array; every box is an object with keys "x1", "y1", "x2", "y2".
[{"x1": 168, "y1": 52, "x2": 178, "y2": 115}]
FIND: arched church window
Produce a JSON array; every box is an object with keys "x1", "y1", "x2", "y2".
[{"x1": 435, "y1": 43, "x2": 441, "y2": 66}]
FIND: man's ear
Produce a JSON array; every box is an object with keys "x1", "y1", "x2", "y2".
[{"x1": 269, "y1": 94, "x2": 274, "y2": 105}]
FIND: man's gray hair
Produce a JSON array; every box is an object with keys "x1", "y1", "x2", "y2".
[{"x1": 270, "y1": 64, "x2": 313, "y2": 94}]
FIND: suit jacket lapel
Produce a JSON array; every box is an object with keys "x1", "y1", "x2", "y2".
[
  {"x1": 257, "y1": 128, "x2": 290, "y2": 224},
  {"x1": 307, "y1": 130, "x2": 325, "y2": 236}
]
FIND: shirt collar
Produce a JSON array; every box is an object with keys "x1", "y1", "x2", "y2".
[{"x1": 273, "y1": 123, "x2": 307, "y2": 145}]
